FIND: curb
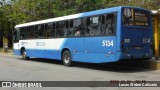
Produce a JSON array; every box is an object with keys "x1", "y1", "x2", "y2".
[{"x1": 149, "y1": 61, "x2": 160, "y2": 70}]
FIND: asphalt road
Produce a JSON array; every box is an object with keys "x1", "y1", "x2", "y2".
[{"x1": 0, "y1": 54, "x2": 160, "y2": 90}]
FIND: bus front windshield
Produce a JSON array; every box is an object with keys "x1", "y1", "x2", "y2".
[{"x1": 122, "y1": 8, "x2": 150, "y2": 27}]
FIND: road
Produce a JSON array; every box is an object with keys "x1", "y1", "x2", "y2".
[{"x1": 0, "y1": 54, "x2": 160, "y2": 90}]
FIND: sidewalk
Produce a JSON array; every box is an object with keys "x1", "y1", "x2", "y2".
[{"x1": 0, "y1": 48, "x2": 13, "y2": 55}]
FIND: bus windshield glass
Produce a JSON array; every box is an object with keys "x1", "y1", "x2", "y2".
[{"x1": 122, "y1": 8, "x2": 149, "y2": 27}]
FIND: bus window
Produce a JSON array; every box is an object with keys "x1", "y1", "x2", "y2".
[
  {"x1": 63, "y1": 21, "x2": 69, "y2": 37},
  {"x1": 86, "y1": 16, "x2": 102, "y2": 36},
  {"x1": 122, "y1": 8, "x2": 149, "y2": 27},
  {"x1": 44, "y1": 24, "x2": 49, "y2": 38},
  {"x1": 20, "y1": 27, "x2": 27, "y2": 39},
  {"x1": 86, "y1": 17, "x2": 91, "y2": 26},
  {"x1": 134, "y1": 10, "x2": 149, "y2": 27},
  {"x1": 35, "y1": 24, "x2": 44, "y2": 38},
  {"x1": 48, "y1": 23, "x2": 55, "y2": 38},
  {"x1": 68, "y1": 20, "x2": 74, "y2": 37},
  {"x1": 104, "y1": 13, "x2": 116, "y2": 35},
  {"x1": 65, "y1": 21, "x2": 69, "y2": 28},
  {"x1": 122, "y1": 8, "x2": 133, "y2": 25},
  {"x1": 70, "y1": 20, "x2": 73, "y2": 28},
  {"x1": 56, "y1": 22, "x2": 64, "y2": 38},
  {"x1": 99, "y1": 15, "x2": 105, "y2": 24},
  {"x1": 73, "y1": 18, "x2": 85, "y2": 37},
  {"x1": 45, "y1": 23, "x2": 55, "y2": 38},
  {"x1": 27, "y1": 26, "x2": 34, "y2": 38}
]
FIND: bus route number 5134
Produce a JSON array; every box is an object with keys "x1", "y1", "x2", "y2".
[{"x1": 102, "y1": 40, "x2": 114, "y2": 47}]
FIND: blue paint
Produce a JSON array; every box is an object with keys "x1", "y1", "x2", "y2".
[
  {"x1": 59, "y1": 39, "x2": 67, "y2": 50},
  {"x1": 14, "y1": 49, "x2": 21, "y2": 55}
]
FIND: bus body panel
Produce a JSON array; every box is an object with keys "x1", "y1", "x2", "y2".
[
  {"x1": 63, "y1": 37, "x2": 117, "y2": 63},
  {"x1": 84, "y1": 36, "x2": 117, "y2": 63},
  {"x1": 14, "y1": 39, "x2": 66, "y2": 60},
  {"x1": 14, "y1": 36, "x2": 118, "y2": 63},
  {"x1": 120, "y1": 27, "x2": 153, "y2": 59},
  {"x1": 13, "y1": 43, "x2": 21, "y2": 55},
  {"x1": 62, "y1": 38, "x2": 85, "y2": 61}
]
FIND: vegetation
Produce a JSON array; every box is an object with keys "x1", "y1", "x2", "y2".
[{"x1": 0, "y1": 0, "x2": 160, "y2": 48}]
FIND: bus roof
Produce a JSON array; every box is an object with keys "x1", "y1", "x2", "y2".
[{"x1": 15, "y1": 6, "x2": 149, "y2": 28}]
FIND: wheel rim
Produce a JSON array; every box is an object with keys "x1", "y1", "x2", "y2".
[
  {"x1": 22, "y1": 51, "x2": 26, "y2": 59},
  {"x1": 64, "y1": 53, "x2": 70, "y2": 64}
]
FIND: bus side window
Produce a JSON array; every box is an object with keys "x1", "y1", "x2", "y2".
[
  {"x1": 20, "y1": 28, "x2": 23, "y2": 39},
  {"x1": 86, "y1": 16, "x2": 102, "y2": 36},
  {"x1": 100, "y1": 15, "x2": 105, "y2": 25},
  {"x1": 63, "y1": 21, "x2": 69, "y2": 37},
  {"x1": 65, "y1": 21, "x2": 69, "y2": 28},
  {"x1": 56, "y1": 22, "x2": 64, "y2": 38},
  {"x1": 45, "y1": 23, "x2": 55, "y2": 38},
  {"x1": 35, "y1": 24, "x2": 44, "y2": 38},
  {"x1": 20, "y1": 27, "x2": 27, "y2": 39},
  {"x1": 27, "y1": 26, "x2": 34, "y2": 38},
  {"x1": 86, "y1": 17, "x2": 92, "y2": 36},
  {"x1": 100, "y1": 15, "x2": 106, "y2": 35},
  {"x1": 44, "y1": 24, "x2": 49, "y2": 38},
  {"x1": 68, "y1": 20, "x2": 73, "y2": 37},
  {"x1": 105, "y1": 13, "x2": 116, "y2": 35},
  {"x1": 86, "y1": 17, "x2": 90, "y2": 26},
  {"x1": 50, "y1": 23, "x2": 55, "y2": 38},
  {"x1": 73, "y1": 18, "x2": 85, "y2": 37}
]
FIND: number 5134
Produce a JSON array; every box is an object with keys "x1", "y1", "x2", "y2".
[{"x1": 102, "y1": 40, "x2": 114, "y2": 47}]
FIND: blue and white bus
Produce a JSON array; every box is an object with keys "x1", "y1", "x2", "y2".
[{"x1": 13, "y1": 6, "x2": 153, "y2": 66}]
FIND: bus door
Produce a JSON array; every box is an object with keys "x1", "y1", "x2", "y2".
[
  {"x1": 67, "y1": 19, "x2": 85, "y2": 61},
  {"x1": 84, "y1": 14, "x2": 117, "y2": 63},
  {"x1": 68, "y1": 37, "x2": 85, "y2": 61}
]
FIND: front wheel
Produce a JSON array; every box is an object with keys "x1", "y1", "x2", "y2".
[
  {"x1": 62, "y1": 50, "x2": 72, "y2": 66},
  {"x1": 22, "y1": 50, "x2": 29, "y2": 60}
]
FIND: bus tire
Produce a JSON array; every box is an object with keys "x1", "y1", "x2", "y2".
[
  {"x1": 62, "y1": 50, "x2": 72, "y2": 66},
  {"x1": 22, "y1": 49, "x2": 29, "y2": 60}
]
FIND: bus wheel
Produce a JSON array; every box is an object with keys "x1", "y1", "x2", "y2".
[
  {"x1": 22, "y1": 50, "x2": 29, "y2": 60},
  {"x1": 62, "y1": 50, "x2": 72, "y2": 66}
]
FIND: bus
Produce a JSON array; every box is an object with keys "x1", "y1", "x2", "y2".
[{"x1": 13, "y1": 6, "x2": 153, "y2": 66}]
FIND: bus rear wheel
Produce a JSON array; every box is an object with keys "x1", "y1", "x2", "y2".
[
  {"x1": 62, "y1": 50, "x2": 72, "y2": 66},
  {"x1": 22, "y1": 50, "x2": 29, "y2": 60}
]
